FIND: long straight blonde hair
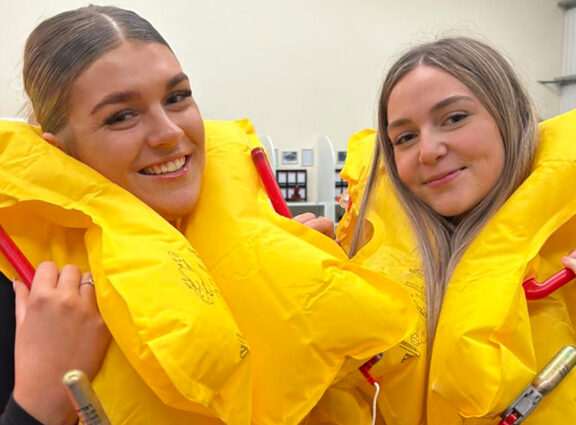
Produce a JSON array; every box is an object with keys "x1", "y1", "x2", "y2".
[{"x1": 350, "y1": 37, "x2": 539, "y2": 349}]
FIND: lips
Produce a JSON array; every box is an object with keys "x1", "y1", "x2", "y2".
[
  {"x1": 140, "y1": 155, "x2": 188, "y2": 176},
  {"x1": 424, "y1": 167, "x2": 465, "y2": 187}
]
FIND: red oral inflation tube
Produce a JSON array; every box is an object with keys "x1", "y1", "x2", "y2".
[
  {"x1": 0, "y1": 224, "x2": 35, "y2": 288},
  {"x1": 523, "y1": 268, "x2": 576, "y2": 300},
  {"x1": 62, "y1": 369, "x2": 112, "y2": 425},
  {"x1": 251, "y1": 147, "x2": 292, "y2": 218}
]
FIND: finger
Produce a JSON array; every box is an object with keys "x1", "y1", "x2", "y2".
[
  {"x1": 306, "y1": 217, "x2": 335, "y2": 238},
  {"x1": 56, "y1": 264, "x2": 82, "y2": 293},
  {"x1": 80, "y1": 272, "x2": 92, "y2": 285},
  {"x1": 78, "y1": 272, "x2": 98, "y2": 309},
  {"x1": 562, "y1": 255, "x2": 576, "y2": 273},
  {"x1": 79, "y1": 272, "x2": 95, "y2": 294},
  {"x1": 13, "y1": 279, "x2": 30, "y2": 326},
  {"x1": 292, "y1": 213, "x2": 316, "y2": 224},
  {"x1": 79, "y1": 281, "x2": 97, "y2": 309},
  {"x1": 30, "y1": 261, "x2": 59, "y2": 296}
]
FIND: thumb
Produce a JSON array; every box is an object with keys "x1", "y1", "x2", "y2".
[{"x1": 13, "y1": 279, "x2": 30, "y2": 326}]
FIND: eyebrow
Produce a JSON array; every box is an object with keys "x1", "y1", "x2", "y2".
[
  {"x1": 90, "y1": 90, "x2": 140, "y2": 115},
  {"x1": 167, "y1": 72, "x2": 189, "y2": 90},
  {"x1": 90, "y1": 72, "x2": 190, "y2": 115},
  {"x1": 387, "y1": 95, "x2": 474, "y2": 131},
  {"x1": 430, "y1": 94, "x2": 473, "y2": 113}
]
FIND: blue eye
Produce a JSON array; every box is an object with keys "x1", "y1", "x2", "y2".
[{"x1": 166, "y1": 89, "x2": 192, "y2": 105}]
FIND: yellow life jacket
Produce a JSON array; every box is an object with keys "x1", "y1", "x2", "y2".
[
  {"x1": 0, "y1": 119, "x2": 417, "y2": 425},
  {"x1": 0, "y1": 120, "x2": 251, "y2": 425},
  {"x1": 331, "y1": 109, "x2": 576, "y2": 425},
  {"x1": 184, "y1": 120, "x2": 416, "y2": 425}
]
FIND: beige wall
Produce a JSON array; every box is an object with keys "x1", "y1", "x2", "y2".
[{"x1": 0, "y1": 0, "x2": 564, "y2": 154}]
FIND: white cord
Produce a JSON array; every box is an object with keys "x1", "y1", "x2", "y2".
[{"x1": 371, "y1": 382, "x2": 380, "y2": 425}]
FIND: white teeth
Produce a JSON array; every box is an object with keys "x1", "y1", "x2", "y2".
[{"x1": 142, "y1": 157, "x2": 186, "y2": 175}]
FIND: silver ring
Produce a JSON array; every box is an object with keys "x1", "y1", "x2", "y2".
[{"x1": 79, "y1": 278, "x2": 94, "y2": 286}]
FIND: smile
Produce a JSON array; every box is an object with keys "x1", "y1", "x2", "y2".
[
  {"x1": 140, "y1": 156, "x2": 188, "y2": 176},
  {"x1": 425, "y1": 168, "x2": 465, "y2": 188}
]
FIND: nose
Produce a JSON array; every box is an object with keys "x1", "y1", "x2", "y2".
[
  {"x1": 418, "y1": 129, "x2": 447, "y2": 164},
  {"x1": 145, "y1": 108, "x2": 184, "y2": 149}
]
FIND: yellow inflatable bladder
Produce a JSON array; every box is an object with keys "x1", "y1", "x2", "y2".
[
  {"x1": 185, "y1": 120, "x2": 417, "y2": 425},
  {"x1": 330, "y1": 109, "x2": 576, "y2": 425}
]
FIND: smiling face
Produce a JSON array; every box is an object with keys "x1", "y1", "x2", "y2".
[
  {"x1": 48, "y1": 41, "x2": 205, "y2": 221},
  {"x1": 386, "y1": 65, "x2": 505, "y2": 217}
]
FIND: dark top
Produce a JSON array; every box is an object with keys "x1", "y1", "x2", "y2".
[{"x1": 0, "y1": 273, "x2": 43, "y2": 425}]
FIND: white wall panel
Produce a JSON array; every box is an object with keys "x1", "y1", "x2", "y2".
[{"x1": 562, "y1": 7, "x2": 576, "y2": 112}]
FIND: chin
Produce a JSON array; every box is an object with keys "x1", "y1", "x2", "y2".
[
  {"x1": 429, "y1": 201, "x2": 470, "y2": 218},
  {"x1": 143, "y1": 184, "x2": 202, "y2": 222},
  {"x1": 150, "y1": 197, "x2": 200, "y2": 222},
  {"x1": 161, "y1": 205, "x2": 198, "y2": 222}
]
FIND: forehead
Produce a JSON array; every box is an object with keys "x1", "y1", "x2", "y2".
[
  {"x1": 388, "y1": 66, "x2": 476, "y2": 116},
  {"x1": 70, "y1": 42, "x2": 182, "y2": 104}
]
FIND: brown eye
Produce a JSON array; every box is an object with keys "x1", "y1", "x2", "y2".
[
  {"x1": 444, "y1": 113, "x2": 468, "y2": 125},
  {"x1": 166, "y1": 89, "x2": 192, "y2": 105},
  {"x1": 104, "y1": 110, "x2": 136, "y2": 126},
  {"x1": 393, "y1": 133, "x2": 416, "y2": 146}
]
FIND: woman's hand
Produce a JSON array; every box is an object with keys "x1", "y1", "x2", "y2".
[
  {"x1": 562, "y1": 250, "x2": 576, "y2": 274},
  {"x1": 293, "y1": 213, "x2": 335, "y2": 239},
  {"x1": 12, "y1": 262, "x2": 110, "y2": 425}
]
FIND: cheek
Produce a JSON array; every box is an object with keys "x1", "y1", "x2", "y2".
[
  {"x1": 475, "y1": 131, "x2": 505, "y2": 183},
  {"x1": 195, "y1": 129, "x2": 206, "y2": 155},
  {"x1": 74, "y1": 140, "x2": 136, "y2": 182},
  {"x1": 483, "y1": 147, "x2": 505, "y2": 189},
  {"x1": 190, "y1": 115, "x2": 205, "y2": 150},
  {"x1": 394, "y1": 151, "x2": 414, "y2": 186},
  {"x1": 177, "y1": 108, "x2": 205, "y2": 152}
]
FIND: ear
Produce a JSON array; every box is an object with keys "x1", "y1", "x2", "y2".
[{"x1": 41, "y1": 132, "x2": 66, "y2": 150}]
